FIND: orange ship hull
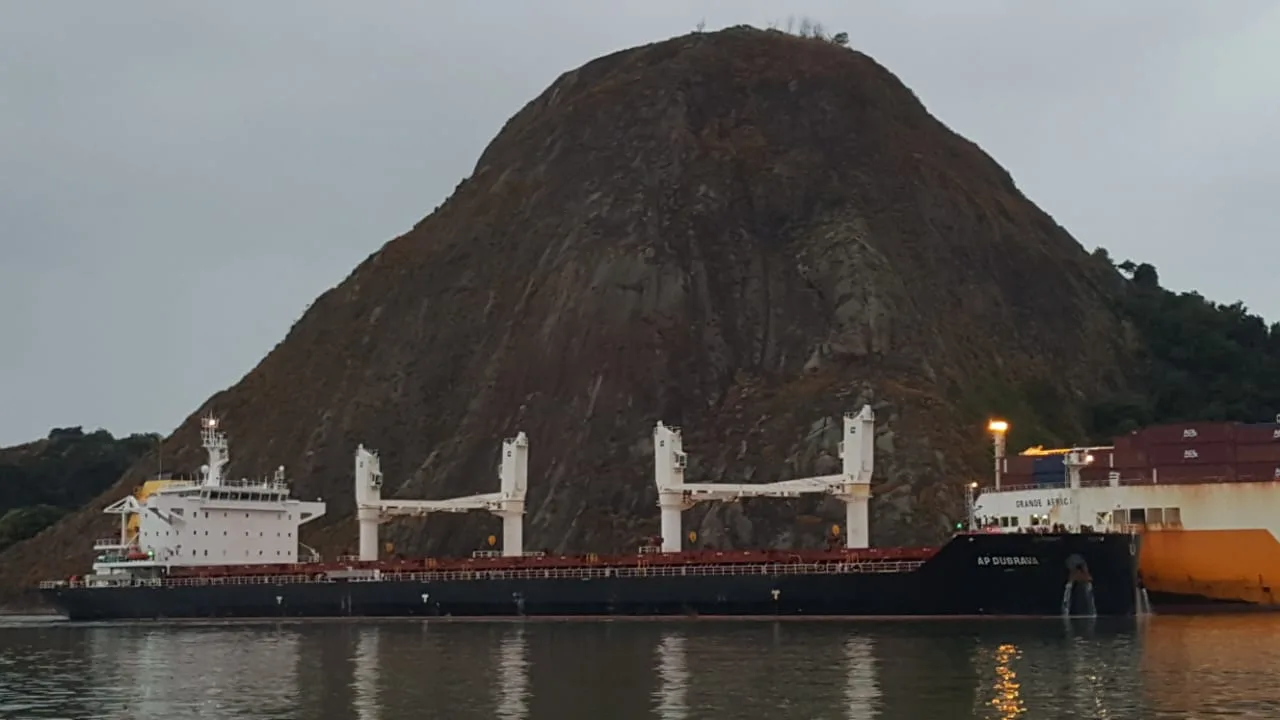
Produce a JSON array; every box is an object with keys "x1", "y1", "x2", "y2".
[{"x1": 1139, "y1": 529, "x2": 1280, "y2": 607}]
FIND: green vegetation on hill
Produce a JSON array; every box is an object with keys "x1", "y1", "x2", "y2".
[
  {"x1": 1086, "y1": 253, "x2": 1280, "y2": 441},
  {"x1": 0, "y1": 427, "x2": 158, "y2": 551}
]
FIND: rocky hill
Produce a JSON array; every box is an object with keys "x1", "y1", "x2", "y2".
[{"x1": 0, "y1": 26, "x2": 1139, "y2": 600}]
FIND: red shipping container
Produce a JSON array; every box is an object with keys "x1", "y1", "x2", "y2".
[
  {"x1": 1079, "y1": 467, "x2": 1124, "y2": 485},
  {"x1": 1235, "y1": 443, "x2": 1280, "y2": 464},
  {"x1": 1236, "y1": 423, "x2": 1280, "y2": 445},
  {"x1": 1087, "y1": 449, "x2": 1114, "y2": 468},
  {"x1": 1112, "y1": 433, "x2": 1142, "y2": 453},
  {"x1": 1110, "y1": 449, "x2": 1148, "y2": 469},
  {"x1": 1003, "y1": 456, "x2": 1037, "y2": 476},
  {"x1": 1001, "y1": 473, "x2": 1034, "y2": 487},
  {"x1": 1139, "y1": 422, "x2": 1236, "y2": 446},
  {"x1": 1146, "y1": 443, "x2": 1236, "y2": 466},
  {"x1": 1151, "y1": 464, "x2": 1235, "y2": 484},
  {"x1": 1235, "y1": 462, "x2": 1280, "y2": 482}
]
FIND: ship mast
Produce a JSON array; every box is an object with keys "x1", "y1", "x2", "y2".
[{"x1": 200, "y1": 414, "x2": 229, "y2": 488}]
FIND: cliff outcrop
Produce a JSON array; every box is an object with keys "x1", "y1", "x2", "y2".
[{"x1": 0, "y1": 26, "x2": 1134, "y2": 598}]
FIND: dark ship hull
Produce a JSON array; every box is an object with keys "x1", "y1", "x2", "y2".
[{"x1": 41, "y1": 532, "x2": 1143, "y2": 621}]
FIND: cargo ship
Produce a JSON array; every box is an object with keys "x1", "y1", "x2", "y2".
[
  {"x1": 971, "y1": 417, "x2": 1280, "y2": 610},
  {"x1": 39, "y1": 408, "x2": 1144, "y2": 620}
]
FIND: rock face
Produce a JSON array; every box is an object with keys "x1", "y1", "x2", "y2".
[{"x1": 0, "y1": 27, "x2": 1134, "y2": 597}]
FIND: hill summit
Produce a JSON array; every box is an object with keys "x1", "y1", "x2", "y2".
[{"x1": 0, "y1": 26, "x2": 1135, "y2": 596}]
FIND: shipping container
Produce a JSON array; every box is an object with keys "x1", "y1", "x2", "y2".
[
  {"x1": 1000, "y1": 472, "x2": 1034, "y2": 487},
  {"x1": 1002, "y1": 456, "x2": 1037, "y2": 476},
  {"x1": 1110, "y1": 449, "x2": 1148, "y2": 469},
  {"x1": 1235, "y1": 462, "x2": 1280, "y2": 482},
  {"x1": 1151, "y1": 464, "x2": 1235, "y2": 484},
  {"x1": 1236, "y1": 423, "x2": 1280, "y2": 445},
  {"x1": 1235, "y1": 443, "x2": 1280, "y2": 464},
  {"x1": 1121, "y1": 468, "x2": 1156, "y2": 485},
  {"x1": 1085, "y1": 449, "x2": 1114, "y2": 468},
  {"x1": 1139, "y1": 421, "x2": 1236, "y2": 446},
  {"x1": 1079, "y1": 467, "x2": 1121, "y2": 485},
  {"x1": 1032, "y1": 455, "x2": 1065, "y2": 473},
  {"x1": 1146, "y1": 443, "x2": 1236, "y2": 466},
  {"x1": 1112, "y1": 432, "x2": 1141, "y2": 453},
  {"x1": 1033, "y1": 474, "x2": 1064, "y2": 487}
]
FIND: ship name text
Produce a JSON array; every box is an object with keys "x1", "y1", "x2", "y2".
[
  {"x1": 977, "y1": 556, "x2": 1040, "y2": 567},
  {"x1": 1014, "y1": 497, "x2": 1071, "y2": 509}
]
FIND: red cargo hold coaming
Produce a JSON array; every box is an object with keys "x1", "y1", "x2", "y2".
[
  {"x1": 1138, "y1": 422, "x2": 1236, "y2": 446},
  {"x1": 1146, "y1": 443, "x2": 1236, "y2": 466}
]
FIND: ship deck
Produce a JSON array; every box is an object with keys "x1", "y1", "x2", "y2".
[
  {"x1": 172, "y1": 543, "x2": 943, "y2": 578},
  {"x1": 41, "y1": 544, "x2": 948, "y2": 591}
]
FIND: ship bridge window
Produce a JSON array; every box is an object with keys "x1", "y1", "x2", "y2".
[
  {"x1": 1146, "y1": 508, "x2": 1165, "y2": 525},
  {"x1": 1128, "y1": 508, "x2": 1146, "y2": 524},
  {"x1": 1164, "y1": 507, "x2": 1182, "y2": 526}
]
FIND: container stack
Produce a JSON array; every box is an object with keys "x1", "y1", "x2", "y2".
[
  {"x1": 1234, "y1": 422, "x2": 1280, "y2": 481},
  {"x1": 1000, "y1": 455, "x2": 1036, "y2": 486},
  {"x1": 991, "y1": 419, "x2": 1280, "y2": 488},
  {"x1": 1031, "y1": 455, "x2": 1065, "y2": 486},
  {"x1": 1136, "y1": 421, "x2": 1238, "y2": 484},
  {"x1": 999, "y1": 452, "x2": 1071, "y2": 486},
  {"x1": 1079, "y1": 441, "x2": 1148, "y2": 484}
]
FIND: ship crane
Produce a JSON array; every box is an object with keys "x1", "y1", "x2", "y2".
[
  {"x1": 653, "y1": 405, "x2": 876, "y2": 552},
  {"x1": 354, "y1": 432, "x2": 529, "y2": 561}
]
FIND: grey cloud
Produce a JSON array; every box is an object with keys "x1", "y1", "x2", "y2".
[{"x1": 1, "y1": 0, "x2": 1277, "y2": 443}]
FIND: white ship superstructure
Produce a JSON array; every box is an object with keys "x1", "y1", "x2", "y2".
[
  {"x1": 85, "y1": 415, "x2": 326, "y2": 584},
  {"x1": 970, "y1": 448, "x2": 1280, "y2": 538}
]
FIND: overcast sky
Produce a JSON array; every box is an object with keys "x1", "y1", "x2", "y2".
[{"x1": 2, "y1": 0, "x2": 1278, "y2": 445}]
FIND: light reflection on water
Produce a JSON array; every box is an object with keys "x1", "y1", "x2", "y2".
[{"x1": 1, "y1": 615, "x2": 1279, "y2": 719}]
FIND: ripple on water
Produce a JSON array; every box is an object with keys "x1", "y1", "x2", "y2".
[{"x1": 1, "y1": 616, "x2": 1279, "y2": 719}]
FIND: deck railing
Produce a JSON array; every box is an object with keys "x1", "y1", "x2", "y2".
[{"x1": 39, "y1": 558, "x2": 927, "y2": 591}]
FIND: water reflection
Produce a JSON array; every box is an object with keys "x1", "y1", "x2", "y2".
[
  {"x1": 653, "y1": 630, "x2": 688, "y2": 719},
  {"x1": 844, "y1": 635, "x2": 879, "y2": 719},
  {"x1": 83, "y1": 621, "x2": 303, "y2": 718},
  {"x1": 988, "y1": 643, "x2": 1024, "y2": 717},
  {"x1": 5, "y1": 615, "x2": 1280, "y2": 718},
  {"x1": 496, "y1": 625, "x2": 529, "y2": 720},
  {"x1": 352, "y1": 626, "x2": 380, "y2": 720}
]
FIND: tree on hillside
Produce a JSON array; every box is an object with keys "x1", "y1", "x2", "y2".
[{"x1": 1087, "y1": 251, "x2": 1280, "y2": 440}]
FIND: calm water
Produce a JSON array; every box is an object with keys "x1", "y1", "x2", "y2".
[{"x1": 1, "y1": 614, "x2": 1278, "y2": 719}]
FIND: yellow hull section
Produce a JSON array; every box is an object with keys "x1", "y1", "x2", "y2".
[{"x1": 1140, "y1": 529, "x2": 1280, "y2": 605}]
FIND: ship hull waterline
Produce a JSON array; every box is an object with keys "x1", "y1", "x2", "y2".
[{"x1": 40, "y1": 533, "x2": 1144, "y2": 621}]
